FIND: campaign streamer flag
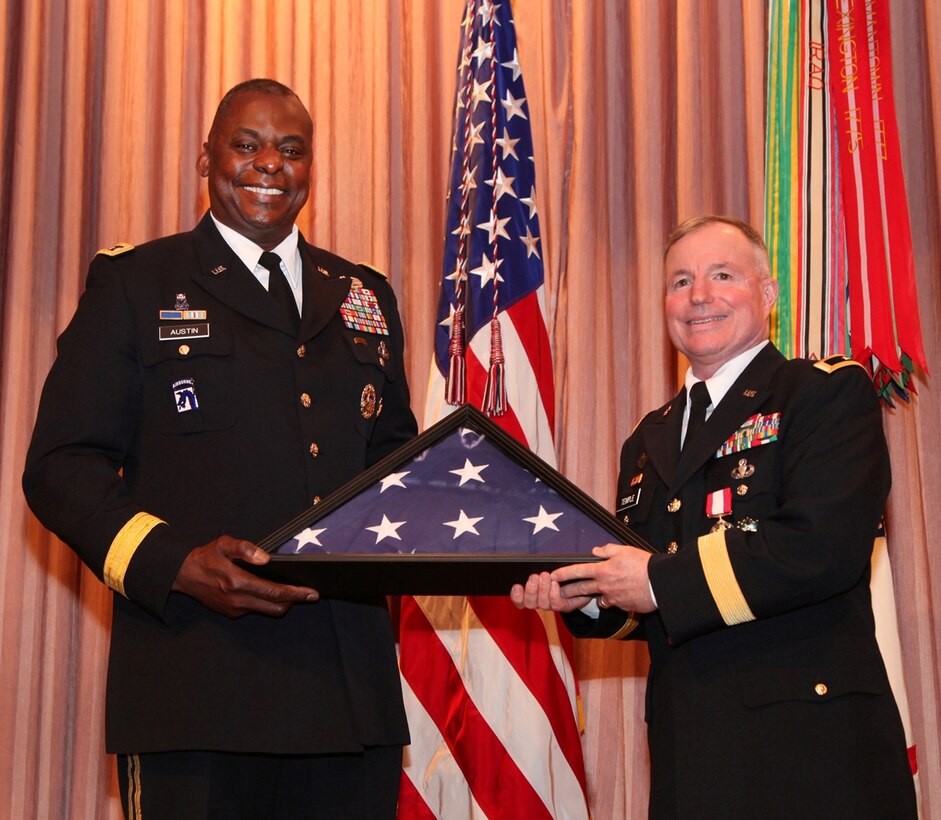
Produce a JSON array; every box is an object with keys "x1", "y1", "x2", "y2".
[
  {"x1": 764, "y1": 0, "x2": 927, "y2": 404},
  {"x1": 765, "y1": 0, "x2": 920, "y2": 803},
  {"x1": 396, "y1": 1, "x2": 590, "y2": 818}
]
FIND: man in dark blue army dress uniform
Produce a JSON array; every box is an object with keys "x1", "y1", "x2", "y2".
[
  {"x1": 24, "y1": 79, "x2": 417, "y2": 819},
  {"x1": 512, "y1": 216, "x2": 916, "y2": 819}
]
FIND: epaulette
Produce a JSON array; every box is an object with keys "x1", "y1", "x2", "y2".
[
  {"x1": 813, "y1": 354, "x2": 864, "y2": 374},
  {"x1": 357, "y1": 262, "x2": 388, "y2": 280},
  {"x1": 97, "y1": 242, "x2": 135, "y2": 257},
  {"x1": 629, "y1": 414, "x2": 648, "y2": 437}
]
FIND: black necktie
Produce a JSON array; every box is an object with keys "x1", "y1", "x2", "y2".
[
  {"x1": 683, "y1": 380, "x2": 711, "y2": 450},
  {"x1": 259, "y1": 251, "x2": 299, "y2": 332}
]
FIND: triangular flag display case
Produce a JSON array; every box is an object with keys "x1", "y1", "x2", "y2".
[{"x1": 252, "y1": 405, "x2": 649, "y2": 596}]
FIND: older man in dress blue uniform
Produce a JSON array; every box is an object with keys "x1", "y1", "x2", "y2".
[{"x1": 512, "y1": 215, "x2": 917, "y2": 819}]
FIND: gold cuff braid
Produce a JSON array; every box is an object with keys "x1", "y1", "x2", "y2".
[
  {"x1": 609, "y1": 611, "x2": 640, "y2": 639},
  {"x1": 698, "y1": 530, "x2": 755, "y2": 626},
  {"x1": 103, "y1": 512, "x2": 166, "y2": 597}
]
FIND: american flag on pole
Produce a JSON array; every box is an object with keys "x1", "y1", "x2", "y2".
[{"x1": 396, "y1": 1, "x2": 591, "y2": 817}]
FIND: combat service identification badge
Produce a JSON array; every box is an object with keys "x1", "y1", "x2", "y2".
[{"x1": 173, "y1": 378, "x2": 198, "y2": 412}]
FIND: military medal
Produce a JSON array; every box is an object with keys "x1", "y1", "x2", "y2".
[
  {"x1": 706, "y1": 488, "x2": 733, "y2": 532},
  {"x1": 361, "y1": 384, "x2": 377, "y2": 419},
  {"x1": 716, "y1": 412, "x2": 781, "y2": 458},
  {"x1": 159, "y1": 310, "x2": 208, "y2": 321},
  {"x1": 340, "y1": 288, "x2": 390, "y2": 336},
  {"x1": 731, "y1": 458, "x2": 755, "y2": 479}
]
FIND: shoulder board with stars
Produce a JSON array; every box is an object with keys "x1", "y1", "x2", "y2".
[
  {"x1": 813, "y1": 355, "x2": 865, "y2": 374},
  {"x1": 97, "y1": 242, "x2": 135, "y2": 257},
  {"x1": 357, "y1": 262, "x2": 388, "y2": 280}
]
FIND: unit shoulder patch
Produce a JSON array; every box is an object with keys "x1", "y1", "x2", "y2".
[
  {"x1": 813, "y1": 355, "x2": 865, "y2": 374},
  {"x1": 357, "y1": 262, "x2": 388, "y2": 280},
  {"x1": 97, "y1": 242, "x2": 135, "y2": 257}
]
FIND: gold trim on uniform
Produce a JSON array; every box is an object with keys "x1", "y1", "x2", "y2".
[
  {"x1": 813, "y1": 356, "x2": 864, "y2": 374},
  {"x1": 609, "y1": 611, "x2": 640, "y2": 639},
  {"x1": 698, "y1": 529, "x2": 755, "y2": 626},
  {"x1": 126, "y1": 753, "x2": 142, "y2": 819},
  {"x1": 104, "y1": 512, "x2": 166, "y2": 597},
  {"x1": 97, "y1": 241, "x2": 135, "y2": 256}
]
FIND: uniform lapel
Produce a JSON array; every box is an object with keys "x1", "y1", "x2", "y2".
[
  {"x1": 190, "y1": 213, "x2": 299, "y2": 334},
  {"x1": 298, "y1": 239, "x2": 352, "y2": 342},
  {"x1": 642, "y1": 395, "x2": 684, "y2": 490},
  {"x1": 671, "y1": 344, "x2": 787, "y2": 491}
]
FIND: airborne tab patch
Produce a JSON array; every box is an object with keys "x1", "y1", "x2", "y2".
[{"x1": 172, "y1": 378, "x2": 199, "y2": 412}]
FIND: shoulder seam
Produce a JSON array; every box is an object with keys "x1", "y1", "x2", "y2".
[{"x1": 357, "y1": 262, "x2": 388, "y2": 280}]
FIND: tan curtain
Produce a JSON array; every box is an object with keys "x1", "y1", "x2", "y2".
[{"x1": 1, "y1": 1, "x2": 938, "y2": 817}]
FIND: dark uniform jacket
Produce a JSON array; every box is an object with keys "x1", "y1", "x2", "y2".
[
  {"x1": 565, "y1": 343, "x2": 916, "y2": 819},
  {"x1": 23, "y1": 214, "x2": 417, "y2": 754}
]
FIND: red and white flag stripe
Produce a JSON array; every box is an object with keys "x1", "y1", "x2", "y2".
[{"x1": 399, "y1": 289, "x2": 589, "y2": 819}]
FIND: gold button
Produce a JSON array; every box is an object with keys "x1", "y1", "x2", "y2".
[
  {"x1": 736, "y1": 484, "x2": 748, "y2": 496},
  {"x1": 300, "y1": 392, "x2": 312, "y2": 408},
  {"x1": 814, "y1": 683, "x2": 828, "y2": 696},
  {"x1": 312, "y1": 496, "x2": 321, "y2": 505},
  {"x1": 296, "y1": 345, "x2": 306, "y2": 358},
  {"x1": 178, "y1": 344, "x2": 190, "y2": 356},
  {"x1": 667, "y1": 541, "x2": 678, "y2": 554},
  {"x1": 622, "y1": 514, "x2": 630, "y2": 523},
  {"x1": 667, "y1": 498, "x2": 681, "y2": 512},
  {"x1": 309, "y1": 442, "x2": 319, "y2": 457}
]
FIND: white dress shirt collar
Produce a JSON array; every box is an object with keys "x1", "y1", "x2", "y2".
[
  {"x1": 683, "y1": 340, "x2": 769, "y2": 417},
  {"x1": 209, "y1": 213, "x2": 302, "y2": 292}
]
